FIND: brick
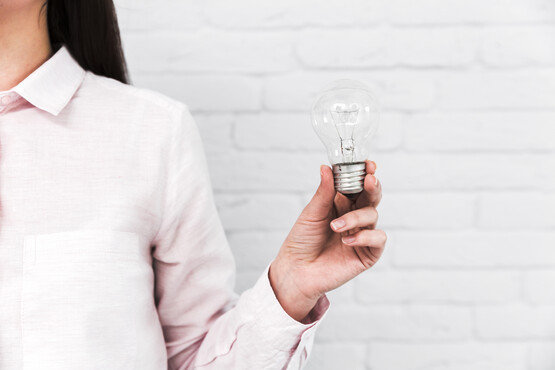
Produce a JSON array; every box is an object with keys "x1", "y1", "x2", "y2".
[
  {"x1": 482, "y1": 26, "x2": 555, "y2": 67},
  {"x1": 263, "y1": 72, "x2": 436, "y2": 112},
  {"x1": 325, "y1": 279, "x2": 358, "y2": 307},
  {"x1": 233, "y1": 112, "x2": 402, "y2": 151},
  {"x1": 305, "y1": 343, "x2": 366, "y2": 370},
  {"x1": 478, "y1": 193, "x2": 555, "y2": 230},
  {"x1": 210, "y1": 151, "x2": 553, "y2": 195},
  {"x1": 317, "y1": 305, "x2": 472, "y2": 340},
  {"x1": 524, "y1": 271, "x2": 555, "y2": 304},
  {"x1": 387, "y1": 0, "x2": 555, "y2": 24},
  {"x1": 393, "y1": 232, "x2": 555, "y2": 268},
  {"x1": 296, "y1": 29, "x2": 391, "y2": 68},
  {"x1": 124, "y1": 31, "x2": 295, "y2": 73},
  {"x1": 355, "y1": 270, "x2": 521, "y2": 304},
  {"x1": 235, "y1": 270, "x2": 263, "y2": 294},
  {"x1": 204, "y1": 0, "x2": 305, "y2": 28},
  {"x1": 203, "y1": 0, "x2": 385, "y2": 28},
  {"x1": 405, "y1": 112, "x2": 555, "y2": 151},
  {"x1": 367, "y1": 342, "x2": 527, "y2": 370},
  {"x1": 529, "y1": 342, "x2": 555, "y2": 370},
  {"x1": 132, "y1": 74, "x2": 261, "y2": 112},
  {"x1": 233, "y1": 113, "x2": 319, "y2": 150},
  {"x1": 389, "y1": 28, "x2": 477, "y2": 67},
  {"x1": 214, "y1": 193, "x2": 302, "y2": 231},
  {"x1": 476, "y1": 304, "x2": 555, "y2": 339},
  {"x1": 211, "y1": 152, "x2": 553, "y2": 196},
  {"x1": 296, "y1": 28, "x2": 477, "y2": 68},
  {"x1": 207, "y1": 151, "x2": 326, "y2": 192},
  {"x1": 194, "y1": 114, "x2": 234, "y2": 154},
  {"x1": 372, "y1": 231, "x2": 393, "y2": 269},
  {"x1": 436, "y1": 70, "x2": 555, "y2": 110},
  {"x1": 227, "y1": 231, "x2": 287, "y2": 270},
  {"x1": 379, "y1": 192, "x2": 475, "y2": 230},
  {"x1": 374, "y1": 153, "x2": 555, "y2": 191},
  {"x1": 116, "y1": 0, "x2": 204, "y2": 31}
]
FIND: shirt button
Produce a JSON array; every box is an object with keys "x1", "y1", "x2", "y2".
[{"x1": 0, "y1": 94, "x2": 12, "y2": 106}]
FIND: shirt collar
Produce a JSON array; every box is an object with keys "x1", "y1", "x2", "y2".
[{"x1": 12, "y1": 44, "x2": 86, "y2": 116}]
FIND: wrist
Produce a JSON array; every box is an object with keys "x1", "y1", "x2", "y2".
[{"x1": 268, "y1": 258, "x2": 321, "y2": 322}]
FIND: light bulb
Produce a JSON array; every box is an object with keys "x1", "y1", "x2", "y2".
[{"x1": 311, "y1": 79, "x2": 380, "y2": 199}]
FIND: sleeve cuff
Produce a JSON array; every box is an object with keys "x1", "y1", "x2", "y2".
[{"x1": 239, "y1": 262, "x2": 330, "y2": 354}]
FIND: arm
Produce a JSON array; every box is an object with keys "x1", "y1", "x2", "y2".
[{"x1": 151, "y1": 103, "x2": 329, "y2": 369}]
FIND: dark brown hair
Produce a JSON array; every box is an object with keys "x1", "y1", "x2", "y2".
[{"x1": 42, "y1": 0, "x2": 130, "y2": 84}]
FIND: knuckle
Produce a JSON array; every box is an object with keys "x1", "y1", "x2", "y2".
[
  {"x1": 379, "y1": 230, "x2": 388, "y2": 245},
  {"x1": 362, "y1": 229, "x2": 373, "y2": 243},
  {"x1": 370, "y1": 207, "x2": 378, "y2": 221},
  {"x1": 362, "y1": 207, "x2": 378, "y2": 225}
]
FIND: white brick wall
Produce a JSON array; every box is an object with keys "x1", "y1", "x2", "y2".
[{"x1": 115, "y1": 0, "x2": 555, "y2": 368}]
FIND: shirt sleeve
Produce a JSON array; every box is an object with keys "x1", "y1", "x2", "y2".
[{"x1": 151, "y1": 102, "x2": 331, "y2": 370}]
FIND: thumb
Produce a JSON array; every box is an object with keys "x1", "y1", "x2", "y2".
[{"x1": 303, "y1": 165, "x2": 336, "y2": 219}]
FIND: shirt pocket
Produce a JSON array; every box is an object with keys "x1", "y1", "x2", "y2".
[{"x1": 21, "y1": 229, "x2": 159, "y2": 370}]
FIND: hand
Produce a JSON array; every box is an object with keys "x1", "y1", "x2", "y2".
[{"x1": 269, "y1": 160, "x2": 386, "y2": 322}]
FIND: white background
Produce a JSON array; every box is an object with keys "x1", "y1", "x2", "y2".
[{"x1": 114, "y1": 1, "x2": 555, "y2": 368}]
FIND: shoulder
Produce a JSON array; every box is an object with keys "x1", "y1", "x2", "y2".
[{"x1": 78, "y1": 71, "x2": 193, "y2": 128}]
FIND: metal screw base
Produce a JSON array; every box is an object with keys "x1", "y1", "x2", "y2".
[{"x1": 332, "y1": 162, "x2": 366, "y2": 198}]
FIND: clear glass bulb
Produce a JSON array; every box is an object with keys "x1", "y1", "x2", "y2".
[{"x1": 311, "y1": 79, "x2": 380, "y2": 198}]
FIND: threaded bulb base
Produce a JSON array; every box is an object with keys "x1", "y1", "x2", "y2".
[{"x1": 332, "y1": 162, "x2": 366, "y2": 198}]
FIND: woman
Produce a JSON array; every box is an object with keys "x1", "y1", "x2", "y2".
[{"x1": 0, "y1": 1, "x2": 386, "y2": 369}]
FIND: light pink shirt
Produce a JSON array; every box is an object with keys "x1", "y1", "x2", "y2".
[{"x1": 0, "y1": 44, "x2": 329, "y2": 370}]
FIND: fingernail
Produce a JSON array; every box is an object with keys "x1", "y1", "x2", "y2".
[
  {"x1": 374, "y1": 176, "x2": 378, "y2": 186},
  {"x1": 331, "y1": 219, "x2": 346, "y2": 230},
  {"x1": 320, "y1": 165, "x2": 324, "y2": 177},
  {"x1": 342, "y1": 235, "x2": 355, "y2": 244},
  {"x1": 373, "y1": 161, "x2": 377, "y2": 171}
]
